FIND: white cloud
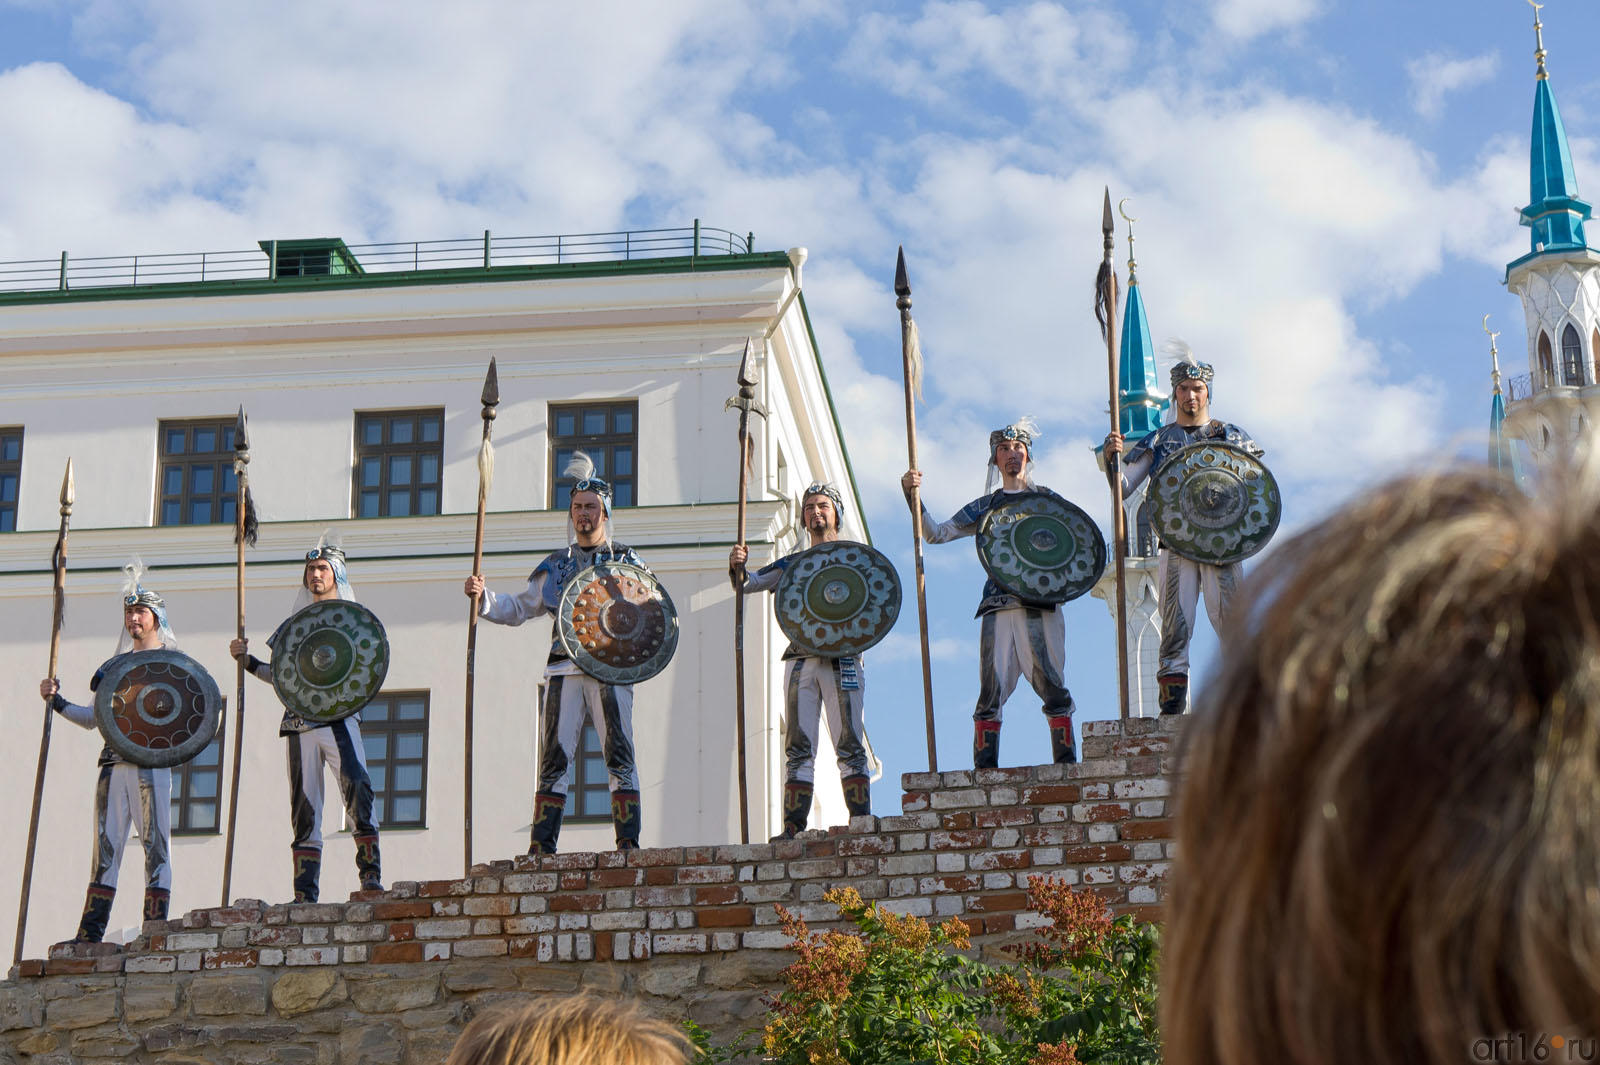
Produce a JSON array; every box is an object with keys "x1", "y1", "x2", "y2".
[
  {"x1": 1212, "y1": 0, "x2": 1322, "y2": 41},
  {"x1": 840, "y1": 1, "x2": 1130, "y2": 111},
  {"x1": 1408, "y1": 51, "x2": 1499, "y2": 120},
  {"x1": 0, "y1": 1, "x2": 1544, "y2": 562}
]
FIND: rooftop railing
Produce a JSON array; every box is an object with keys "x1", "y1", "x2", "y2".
[{"x1": 0, "y1": 222, "x2": 755, "y2": 294}]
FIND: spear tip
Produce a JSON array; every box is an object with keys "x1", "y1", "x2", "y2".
[
  {"x1": 481, "y1": 358, "x2": 500, "y2": 408},
  {"x1": 1102, "y1": 187, "x2": 1114, "y2": 235},
  {"x1": 60, "y1": 457, "x2": 74, "y2": 507},
  {"x1": 233, "y1": 406, "x2": 249, "y2": 453},
  {"x1": 736, "y1": 338, "x2": 758, "y2": 388},
  {"x1": 894, "y1": 246, "x2": 910, "y2": 298}
]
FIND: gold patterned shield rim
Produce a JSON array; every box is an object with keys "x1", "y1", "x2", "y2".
[
  {"x1": 94, "y1": 648, "x2": 223, "y2": 768},
  {"x1": 557, "y1": 561, "x2": 680, "y2": 685}
]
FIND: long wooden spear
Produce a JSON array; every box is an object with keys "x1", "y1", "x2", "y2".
[
  {"x1": 1095, "y1": 189, "x2": 1132, "y2": 721},
  {"x1": 725, "y1": 339, "x2": 762, "y2": 844},
  {"x1": 464, "y1": 358, "x2": 499, "y2": 872},
  {"x1": 221, "y1": 408, "x2": 256, "y2": 906},
  {"x1": 895, "y1": 248, "x2": 938, "y2": 772},
  {"x1": 15, "y1": 458, "x2": 73, "y2": 966}
]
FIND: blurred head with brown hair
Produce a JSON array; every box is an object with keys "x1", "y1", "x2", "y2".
[
  {"x1": 1163, "y1": 456, "x2": 1600, "y2": 1065},
  {"x1": 445, "y1": 994, "x2": 693, "y2": 1065}
]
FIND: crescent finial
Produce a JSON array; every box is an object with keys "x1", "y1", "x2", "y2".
[{"x1": 1118, "y1": 198, "x2": 1136, "y2": 225}]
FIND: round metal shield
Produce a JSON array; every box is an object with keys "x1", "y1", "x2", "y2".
[
  {"x1": 557, "y1": 562, "x2": 679, "y2": 684},
  {"x1": 977, "y1": 492, "x2": 1107, "y2": 604},
  {"x1": 775, "y1": 541, "x2": 902, "y2": 658},
  {"x1": 271, "y1": 600, "x2": 391, "y2": 724},
  {"x1": 94, "y1": 649, "x2": 222, "y2": 768},
  {"x1": 1147, "y1": 442, "x2": 1282, "y2": 565}
]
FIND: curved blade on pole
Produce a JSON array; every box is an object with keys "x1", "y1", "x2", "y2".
[
  {"x1": 896, "y1": 248, "x2": 939, "y2": 771},
  {"x1": 16, "y1": 458, "x2": 73, "y2": 966},
  {"x1": 464, "y1": 357, "x2": 499, "y2": 872},
  {"x1": 726, "y1": 337, "x2": 763, "y2": 844}
]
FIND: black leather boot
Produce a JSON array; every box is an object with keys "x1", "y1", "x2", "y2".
[
  {"x1": 354, "y1": 833, "x2": 382, "y2": 891},
  {"x1": 1047, "y1": 713, "x2": 1077, "y2": 764},
  {"x1": 610, "y1": 790, "x2": 641, "y2": 850},
  {"x1": 142, "y1": 887, "x2": 170, "y2": 923},
  {"x1": 973, "y1": 720, "x2": 1002, "y2": 769},
  {"x1": 1158, "y1": 674, "x2": 1188, "y2": 716},
  {"x1": 841, "y1": 774, "x2": 872, "y2": 818},
  {"x1": 74, "y1": 883, "x2": 115, "y2": 943},
  {"x1": 529, "y1": 791, "x2": 565, "y2": 855},
  {"x1": 292, "y1": 847, "x2": 321, "y2": 903},
  {"x1": 780, "y1": 780, "x2": 813, "y2": 838}
]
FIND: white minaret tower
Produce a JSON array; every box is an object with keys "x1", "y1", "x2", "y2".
[{"x1": 1504, "y1": 2, "x2": 1600, "y2": 464}]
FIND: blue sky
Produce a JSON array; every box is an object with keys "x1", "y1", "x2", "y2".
[{"x1": 0, "y1": 0, "x2": 1589, "y2": 810}]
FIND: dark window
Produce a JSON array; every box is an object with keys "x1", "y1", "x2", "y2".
[
  {"x1": 353, "y1": 410, "x2": 443, "y2": 519},
  {"x1": 0, "y1": 427, "x2": 21, "y2": 532},
  {"x1": 1563, "y1": 324, "x2": 1584, "y2": 385},
  {"x1": 157, "y1": 418, "x2": 238, "y2": 527},
  {"x1": 170, "y1": 737, "x2": 222, "y2": 834},
  {"x1": 361, "y1": 691, "x2": 429, "y2": 828},
  {"x1": 1135, "y1": 497, "x2": 1157, "y2": 557},
  {"x1": 564, "y1": 722, "x2": 612, "y2": 821},
  {"x1": 549, "y1": 401, "x2": 637, "y2": 510},
  {"x1": 1538, "y1": 332, "x2": 1555, "y2": 389}
]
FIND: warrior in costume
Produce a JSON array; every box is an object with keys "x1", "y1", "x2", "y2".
[
  {"x1": 231, "y1": 535, "x2": 381, "y2": 901},
  {"x1": 38, "y1": 563, "x2": 178, "y2": 941},
  {"x1": 464, "y1": 452, "x2": 649, "y2": 853},
  {"x1": 1104, "y1": 346, "x2": 1263, "y2": 714},
  {"x1": 729, "y1": 482, "x2": 882, "y2": 838},
  {"x1": 901, "y1": 419, "x2": 1079, "y2": 768}
]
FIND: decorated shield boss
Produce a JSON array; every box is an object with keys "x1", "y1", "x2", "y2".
[
  {"x1": 557, "y1": 562, "x2": 679, "y2": 684},
  {"x1": 94, "y1": 649, "x2": 222, "y2": 768},
  {"x1": 1148, "y1": 442, "x2": 1281, "y2": 565},
  {"x1": 977, "y1": 492, "x2": 1107, "y2": 604},
  {"x1": 271, "y1": 600, "x2": 391, "y2": 724},
  {"x1": 775, "y1": 542, "x2": 902, "y2": 658}
]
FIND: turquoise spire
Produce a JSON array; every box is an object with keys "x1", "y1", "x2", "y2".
[
  {"x1": 1518, "y1": 3, "x2": 1591, "y2": 258},
  {"x1": 1116, "y1": 208, "x2": 1167, "y2": 439},
  {"x1": 1486, "y1": 320, "x2": 1521, "y2": 481}
]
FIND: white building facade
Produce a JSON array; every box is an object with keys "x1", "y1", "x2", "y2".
[{"x1": 0, "y1": 229, "x2": 864, "y2": 959}]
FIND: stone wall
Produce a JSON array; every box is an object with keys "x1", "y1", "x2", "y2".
[{"x1": 0, "y1": 718, "x2": 1179, "y2": 1064}]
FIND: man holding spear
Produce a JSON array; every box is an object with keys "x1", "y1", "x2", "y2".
[
  {"x1": 463, "y1": 454, "x2": 653, "y2": 853},
  {"x1": 38, "y1": 564, "x2": 180, "y2": 942},
  {"x1": 901, "y1": 420, "x2": 1080, "y2": 768},
  {"x1": 231, "y1": 536, "x2": 382, "y2": 901},
  {"x1": 730, "y1": 482, "x2": 880, "y2": 838},
  {"x1": 1103, "y1": 350, "x2": 1264, "y2": 714}
]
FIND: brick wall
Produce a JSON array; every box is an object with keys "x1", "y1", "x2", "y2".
[{"x1": 0, "y1": 717, "x2": 1179, "y2": 1063}]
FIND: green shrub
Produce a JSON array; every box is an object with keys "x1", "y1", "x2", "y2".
[{"x1": 689, "y1": 875, "x2": 1161, "y2": 1064}]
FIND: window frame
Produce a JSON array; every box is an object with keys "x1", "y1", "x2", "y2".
[
  {"x1": 359, "y1": 691, "x2": 431, "y2": 829},
  {"x1": 170, "y1": 737, "x2": 223, "y2": 836},
  {"x1": 156, "y1": 417, "x2": 239, "y2": 528},
  {"x1": 1562, "y1": 323, "x2": 1585, "y2": 386},
  {"x1": 564, "y1": 722, "x2": 613, "y2": 823},
  {"x1": 0, "y1": 426, "x2": 21, "y2": 533},
  {"x1": 548, "y1": 401, "x2": 638, "y2": 511},
  {"x1": 352, "y1": 408, "x2": 445, "y2": 519}
]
